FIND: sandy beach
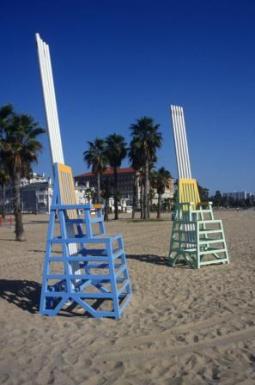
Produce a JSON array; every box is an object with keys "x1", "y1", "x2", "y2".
[{"x1": 0, "y1": 210, "x2": 255, "y2": 385}]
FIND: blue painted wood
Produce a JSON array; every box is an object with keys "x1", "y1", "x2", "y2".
[{"x1": 39, "y1": 163, "x2": 132, "y2": 318}]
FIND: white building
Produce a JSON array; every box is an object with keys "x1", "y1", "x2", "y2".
[{"x1": 223, "y1": 191, "x2": 247, "y2": 201}]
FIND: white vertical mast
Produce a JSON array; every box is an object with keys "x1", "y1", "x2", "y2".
[
  {"x1": 170, "y1": 105, "x2": 192, "y2": 179},
  {"x1": 35, "y1": 33, "x2": 64, "y2": 165}
]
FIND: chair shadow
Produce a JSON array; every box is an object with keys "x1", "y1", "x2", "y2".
[
  {"x1": 126, "y1": 254, "x2": 190, "y2": 268},
  {"x1": 0, "y1": 279, "x2": 111, "y2": 318},
  {"x1": 0, "y1": 279, "x2": 41, "y2": 314},
  {"x1": 127, "y1": 254, "x2": 168, "y2": 266}
]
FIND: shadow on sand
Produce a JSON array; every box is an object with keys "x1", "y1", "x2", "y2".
[
  {"x1": 0, "y1": 256, "x2": 182, "y2": 316},
  {"x1": 127, "y1": 254, "x2": 189, "y2": 268},
  {"x1": 0, "y1": 279, "x2": 40, "y2": 314},
  {"x1": 29, "y1": 220, "x2": 49, "y2": 224},
  {"x1": 127, "y1": 253, "x2": 168, "y2": 266},
  {"x1": 0, "y1": 279, "x2": 109, "y2": 318}
]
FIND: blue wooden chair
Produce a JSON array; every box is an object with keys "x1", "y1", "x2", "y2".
[{"x1": 39, "y1": 163, "x2": 132, "y2": 318}]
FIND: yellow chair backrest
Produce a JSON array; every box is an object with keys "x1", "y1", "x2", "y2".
[
  {"x1": 56, "y1": 163, "x2": 78, "y2": 219},
  {"x1": 55, "y1": 163, "x2": 103, "y2": 219},
  {"x1": 178, "y1": 178, "x2": 201, "y2": 208}
]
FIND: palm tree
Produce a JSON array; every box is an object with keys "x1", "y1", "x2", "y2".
[
  {"x1": 198, "y1": 183, "x2": 209, "y2": 202},
  {"x1": 83, "y1": 139, "x2": 108, "y2": 203},
  {"x1": 128, "y1": 138, "x2": 144, "y2": 219},
  {"x1": 0, "y1": 167, "x2": 9, "y2": 219},
  {"x1": 151, "y1": 167, "x2": 172, "y2": 219},
  {"x1": 213, "y1": 190, "x2": 222, "y2": 208},
  {"x1": 0, "y1": 105, "x2": 45, "y2": 240},
  {"x1": 105, "y1": 134, "x2": 127, "y2": 220},
  {"x1": 130, "y1": 117, "x2": 162, "y2": 219},
  {"x1": 101, "y1": 178, "x2": 111, "y2": 221},
  {"x1": 0, "y1": 105, "x2": 13, "y2": 218}
]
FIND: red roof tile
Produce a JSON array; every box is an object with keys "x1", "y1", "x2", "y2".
[{"x1": 75, "y1": 167, "x2": 135, "y2": 178}]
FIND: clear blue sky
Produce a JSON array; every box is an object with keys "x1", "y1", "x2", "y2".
[{"x1": 1, "y1": 0, "x2": 255, "y2": 194}]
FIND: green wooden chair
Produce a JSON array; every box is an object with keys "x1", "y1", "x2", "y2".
[{"x1": 168, "y1": 177, "x2": 229, "y2": 268}]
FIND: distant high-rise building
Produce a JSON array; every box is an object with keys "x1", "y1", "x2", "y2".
[{"x1": 223, "y1": 191, "x2": 247, "y2": 200}]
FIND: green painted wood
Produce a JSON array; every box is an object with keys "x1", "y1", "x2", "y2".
[{"x1": 168, "y1": 200, "x2": 230, "y2": 269}]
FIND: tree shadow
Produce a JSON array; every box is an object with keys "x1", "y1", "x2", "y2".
[
  {"x1": 127, "y1": 254, "x2": 168, "y2": 266},
  {"x1": 29, "y1": 220, "x2": 49, "y2": 224},
  {"x1": 0, "y1": 279, "x2": 40, "y2": 314}
]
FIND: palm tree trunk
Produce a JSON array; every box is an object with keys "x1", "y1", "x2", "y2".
[
  {"x1": 1, "y1": 184, "x2": 6, "y2": 219},
  {"x1": 132, "y1": 173, "x2": 138, "y2": 219},
  {"x1": 13, "y1": 171, "x2": 24, "y2": 241},
  {"x1": 104, "y1": 198, "x2": 109, "y2": 221},
  {"x1": 3, "y1": 184, "x2": 6, "y2": 219},
  {"x1": 96, "y1": 172, "x2": 101, "y2": 203},
  {"x1": 113, "y1": 167, "x2": 118, "y2": 220},
  {"x1": 144, "y1": 160, "x2": 149, "y2": 220},
  {"x1": 140, "y1": 179, "x2": 144, "y2": 219},
  {"x1": 148, "y1": 180, "x2": 151, "y2": 219},
  {"x1": 157, "y1": 193, "x2": 161, "y2": 219}
]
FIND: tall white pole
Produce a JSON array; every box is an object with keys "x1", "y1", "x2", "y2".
[
  {"x1": 42, "y1": 41, "x2": 59, "y2": 164},
  {"x1": 35, "y1": 33, "x2": 64, "y2": 165},
  {"x1": 36, "y1": 34, "x2": 55, "y2": 165},
  {"x1": 171, "y1": 106, "x2": 183, "y2": 178},
  {"x1": 43, "y1": 42, "x2": 61, "y2": 162},
  {"x1": 36, "y1": 33, "x2": 78, "y2": 258},
  {"x1": 45, "y1": 43, "x2": 64, "y2": 163},
  {"x1": 180, "y1": 107, "x2": 192, "y2": 178},
  {"x1": 170, "y1": 105, "x2": 192, "y2": 179},
  {"x1": 178, "y1": 106, "x2": 190, "y2": 178},
  {"x1": 176, "y1": 106, "x2": 187, "y2": 177},
  {"x1": 174, "y1": 106, "x2": 186, "y2": 177}
]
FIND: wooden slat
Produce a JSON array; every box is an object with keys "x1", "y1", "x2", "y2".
[
  {"x1": 56, "y1": 163, "x2": 78, "y2": 219},
  {"x1": 179, "y1": 178, "x2": 201, "y2": 208}
]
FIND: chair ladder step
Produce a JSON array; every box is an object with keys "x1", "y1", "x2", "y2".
[
  {"x1": 199, "y1": 238, "x2": 224, "y2": 244},
  {"x1": 199, "y1": 229, "x2": 223, "y2": 234}
]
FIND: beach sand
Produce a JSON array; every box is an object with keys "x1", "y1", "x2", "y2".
[{"x1": 0, "y1": 210, "x2": 255, "y2": 385}]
